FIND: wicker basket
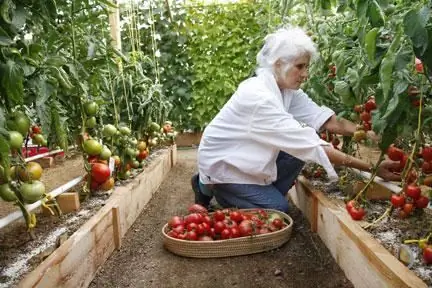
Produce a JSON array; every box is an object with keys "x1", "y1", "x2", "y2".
[{"x1": 162, "y1": 209, "x2": 293, "y2": 258}]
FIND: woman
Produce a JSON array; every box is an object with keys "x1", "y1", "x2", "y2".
[{"x1": 191, "y1": 26, "x2": 401, "y2": 212}]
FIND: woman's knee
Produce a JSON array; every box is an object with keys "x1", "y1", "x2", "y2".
[{"x1": 273, "y1": 200, "x2": 289, "y2": 213}]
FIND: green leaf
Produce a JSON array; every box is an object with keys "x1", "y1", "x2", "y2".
[
  {"x1": 0, "y1": 27, "x2": 14, "y2": 46},
  {"x1": 357, "y1": 0, "x2": 369, "y2": 19},
  {"x1": 403, "y1": 8, "x2": 429, "y2": 54},
  {"x1": 1, "y1": 0, "x2": 14, "y2": 24},
  {"x1": 1, "y1": 60, "x2": 24, "y2": 105},
  {"x1": 11, "y1": 5, "x2": 26, "y2": 30}
]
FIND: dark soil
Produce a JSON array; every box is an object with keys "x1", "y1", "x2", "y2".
[{"x1": 90, "y1": 149, "x2": 353, "y2": 288}]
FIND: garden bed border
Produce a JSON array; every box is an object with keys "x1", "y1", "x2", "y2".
[
  {"x1": 17, "y1": 145, "x2": 177, "y2": 288},
  {"x1": 290, "y1": 176, "x2": 427, "y2": 288}
]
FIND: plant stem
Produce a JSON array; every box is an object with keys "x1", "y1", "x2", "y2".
[
  {"x1": 353, "y1": 151, "x2": 385, "y2": 202},
  {"x1": 363, "y1": 205, "x2": 392, "y2": 230}
]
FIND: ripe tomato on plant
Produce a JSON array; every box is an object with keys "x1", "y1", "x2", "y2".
[
  {"x1": 391, "y1": 194, "x2": 405, "y2": 208},
  {"x1": 415, "y1": 196, "x2": 429, "y2": 209},
  {"x1": 423, "y1": 246, "x2": 432, "y2": 264},
  {"x1": 405, "y1": 185, "x2": 421, "y2": 200},
  {"x1": 91, "y1": 163, "x2": 111, "y2": 183},
  {"x1": 349, "y1": 206, "x2": 366, "y2": 220},
  {"x1": 385, "y1": 144, "x2": 403, "y2": 161},
  {"x1": 422, "y1": 147, "x2": 432, "y2": 162},
  {"x1": 364, "y1": 99, "x2": 377, "y2": 112}
]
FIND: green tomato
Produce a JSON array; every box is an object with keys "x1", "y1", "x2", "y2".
[
  {"x1": 99, "y1": 146, "x2": 112, "y2": 160},
  {"x1": 20, "y1": 180, "x2": 46, "y2": 204},
  {"x1": 118, "y1": 126, "x2": 131, "y2": 136},
  {"x1": 0, "y1": 184, "x2": 18, "y2": 202},
  {"x1": 84, "y1": 102, "x2": 98, "y2": 116},
  {"x1": 83, "y1": 139, "x2": 103, "y2": 156},
  {"x1": 12, "y1": 112, "x2": 30, "y2": 136},
  {"x1": 86, "y1": 117, "x2": 97, "y2": 129},
  {"x1": 9, "y1": 131, "x2": 23, "y2": 150},
  {"x1": 103, "y1": 124, "x2": 117, "y2": 137}
]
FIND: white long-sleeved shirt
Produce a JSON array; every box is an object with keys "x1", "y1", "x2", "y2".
[{"x1": 197, "y1": 70, "x2": 338, "y2": 185}]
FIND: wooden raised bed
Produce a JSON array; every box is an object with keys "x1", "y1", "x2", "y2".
[
  {"x1": 290, "y1": 176, "x2": 428, "y2": 288},
  {"x1": 17, "y1": 146, "x2": 177, "y2": 288}
]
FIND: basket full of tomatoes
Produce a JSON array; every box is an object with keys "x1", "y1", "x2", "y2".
[{"x1": 162, "y1": 204, "x2": 293, "y2": 258}]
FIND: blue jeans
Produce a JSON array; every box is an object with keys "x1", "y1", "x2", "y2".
[{"x1": 200, "y1": 151, "x2": 304, "y2": 212}]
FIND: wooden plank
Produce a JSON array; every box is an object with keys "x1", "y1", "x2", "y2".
[
  {"x1": 41, "y1": 192, "x2": 80, "y2": 216},
  {"x1": 291, "y1": 177, "x2": 428, "y2": 288},
  {"x1": 108, "y1": 1, "x2": 121, "y2": 50},
  {"x1": 171, "y1": 144, "x2": 177, "y2": 166},
  {"x1": 112, "y1": 206, "x2": 121, "y2": 250},
  {"x1": 18, "y1": 147, "x2": 175, "y2": 288}
]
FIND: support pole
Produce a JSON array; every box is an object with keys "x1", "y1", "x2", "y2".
[{"x1": 108, "y1": 0, "x2": 122, "y2": 51}]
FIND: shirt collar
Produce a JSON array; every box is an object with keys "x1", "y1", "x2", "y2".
[{"x1": 257, "y1": 70, "x2": 284, "y2": 104}]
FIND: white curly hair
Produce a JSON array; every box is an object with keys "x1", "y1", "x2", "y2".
[{"x1": 256, "y1": 25, "x2": 317, "y2": 76}]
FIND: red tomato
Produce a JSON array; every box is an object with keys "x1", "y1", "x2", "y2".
[
  {"x1": 195, "y1": 224, "x2": 206, "y2": 235},
  {"x1": 360, "y1": 111, "x2": 371, "y2": 122},
  {"x1": 415, "y1": 196, "x2": 429, "y2": 209},
  {"x1": 238, "y1": 220, "x2": 254, "y2": 236},
  {"x1": 349, "y1": 206, "x2": 366, "y2": 221},
  {"x1": 403, "y1": 203, "x2": 414, "y2": 215},
  {"x1": 345, "y1": 200, "x2": 356, "y2": 212},
  {"x1": 422, "y1": 147, "x2": 432, "y2": 162},
  {"x1": 364, "y1": 99, "x2": 377, "y2": 112},
  {"x1": 422, "y1": 162, "x2": 432, "y2": 174},
  {"x1": 223, "y1": 219, "x2": 238, "y2": 229},
  {"x1": 220, "y1": 228, "x2": 232, "y2": 239},
  {"x1": 91, "y1": 163, "x2": 111, "y2": 183},
  {"x1": 390, "y1": 194, "x2": 405, "y2": 208},
  {"x1": 202, "y1": 215, "x2": 213, "y2": 226},
  {"x1": 387, "y1": 145, "x2": 404, "y2": 161},
  {"x1": 423, "y1": 246, "x2": 432, "y2": 264},
  {"x1": 172, "y1": 225, "x2": 185, "y2": 234},
  {"x1": 188, "y1": 203, "x2": 208, "y2": 214},
  {"x1": 185, "y1": 213, "x2": 203, "y2": 225},
  {"x1": 415, "y1": 57, "x2": 424, "y2": 73},
  {"x1": 213, "y1": 221, "x2": 226, "y2": 234},
  {"x1": 272, "y1": 219, "x2": 284, "y2": 229},
  {"x1": 186, "y1": 231, "x2": 198, "y2": 241},
  {"x1": 354, "y1": 105, "x2": 364, "y2": 113},
  {"x1": 168, "y1": 216, "x2": 184, "y2": 228},
  {"x1": 187, "y1": 222, "x2": 198, "y2": 232},
  {"x1": 177, "y1": 233, "x2": 187, "y2": 240},
  {"x1": 167, "y1": 231, "x2": 178, "y2": 238},
  {"x1": 405, "y1": 185, "x2": 421, "y2": 200},
  {"x1": 229, "y1": 211, "x2": 243, "y2": 223},
  {"x1": 230, "y1": 227, "x2": 241, "y2": 238},
  {"x1": 32, "y1": 125, "x2": 42, "y2": 134},
  {"x1": 213, "y1": 210, "x2": 225, "y2": 221}
]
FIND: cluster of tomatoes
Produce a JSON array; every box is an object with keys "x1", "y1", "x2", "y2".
[
  {"x1": 345, "y1": 144, "x2": 431, "y2": 222},
  {"x1": 387, "y1": 145, "x2": 430, "y2": 218},
  {"x1": 320, "y1": 131, "x2": 340, "y2": 150},
  {"x1": 353, "y1": 97, "x2": 376, "y2": 132},
  {"x1": 165, "y1": 204, "x2": 288, "y2": 241}
]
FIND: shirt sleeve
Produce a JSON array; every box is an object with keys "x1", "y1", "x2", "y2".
[
  {"x1": 287, "y1": 89, "x2": 335, "y2": 132},
  {"x1": 249, "y1": 97, "x2": 338, "y2": 179}
]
